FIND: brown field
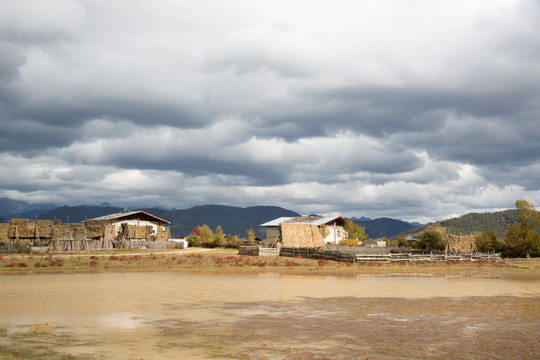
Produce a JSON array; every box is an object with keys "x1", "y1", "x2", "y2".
[
  {"x1": 1, "y1": 296, "x2": 539, "y2": 360},
  {"x1": 0, "y1": 248, "x2": 539, "y2": 277}
]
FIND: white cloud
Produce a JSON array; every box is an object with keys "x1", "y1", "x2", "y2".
[{"x1": 0, "y1": 0, "x2": 539, "y2": 222}]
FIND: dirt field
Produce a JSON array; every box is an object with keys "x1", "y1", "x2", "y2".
[
  {"x1": 156, "y1": 296, "x2": 540, "y2": 360},
  {"x1": 2, "y1": 296, "x2": 537, "y2": 360}
]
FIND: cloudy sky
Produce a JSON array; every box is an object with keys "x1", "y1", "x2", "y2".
[{"x1": 1, "y1": 0, "x2": 539, "y2": 222}]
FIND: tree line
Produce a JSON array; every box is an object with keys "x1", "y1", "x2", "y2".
[{"x1": 397, "y1": 200, "x2": 540, "y2": 257}]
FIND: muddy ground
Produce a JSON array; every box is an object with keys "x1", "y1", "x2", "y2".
[
  {"x1": 1, "y1": 296, "x2": 538, "y2": 359},
  {"x1": 155, "y1": 296, "x2": 540, "y2": 360}
]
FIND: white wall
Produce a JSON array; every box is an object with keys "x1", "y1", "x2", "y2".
[
  {"x1": 112, "y1": 219, "x2": 160, "y2": 234},
  {"x1": 323, "y1": 225, "x2": 347, "y2": 244}
]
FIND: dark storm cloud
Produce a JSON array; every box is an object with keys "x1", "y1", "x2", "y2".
[
  {"x1": 0, "y1": 41, "x2": 26, "y2": 81},
  {"x1": 0, "y1": 0, "x2": 539, "y2": 222}
]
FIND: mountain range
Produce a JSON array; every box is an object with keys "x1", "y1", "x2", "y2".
[{"x1": 0, "y1": 197, "x2": 418, "y2": 239}]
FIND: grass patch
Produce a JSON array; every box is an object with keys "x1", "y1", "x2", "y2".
[{"x1": 0, "y1": 249, "x2": 538, "y2": 276}]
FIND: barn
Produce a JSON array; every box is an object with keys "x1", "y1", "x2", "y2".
[
  {"x1": 88, "y1": 210, "x2": 170, "y2": 242},
  {"x1": 260, "y1": 215, "x2": 348, "y2": 248}
]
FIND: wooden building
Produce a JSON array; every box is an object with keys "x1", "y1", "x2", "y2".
[
  {"x1": 260, "y1": 215, "x2": 348, "y2": 248},
  {"x1": 88, "y1": 210, "x2": 170, "y2": 242},
  {"x1": 0, "y1": 210, "x2": 171, "y2": 252}
]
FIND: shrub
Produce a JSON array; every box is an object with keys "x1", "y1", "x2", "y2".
[
  {"x1": 318, "y1": 259, "x2": 330, "y2": 266},
  {"x1": 285, "y1": 260, "x2": 299, "y2": 267},
  {"x1": 186, "y1": 235, "x2": 199, "y2": 247},
  {"x1": 339, "y1": 239, "x2": 359, "y2": 246}
]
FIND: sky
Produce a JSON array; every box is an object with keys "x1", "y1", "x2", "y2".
[{"x1": 0, "y1": 0, "x2": 539, "y2": 223}]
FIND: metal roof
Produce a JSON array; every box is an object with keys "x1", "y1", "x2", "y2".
[
  {"x1": 259, "y1": 217, "x2": 293, "y2": 226},
  {"x1": 90, "y1": 210, "x2": 170, "y2": 224},
  {"x1": 260, "y1": 215, "x2": 345, "y2": 227}
]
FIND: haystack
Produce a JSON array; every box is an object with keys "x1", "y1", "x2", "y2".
[
  {"x1": 35, "y1": 220, "x2": 53, "y2": 239},
  {"x1": 156, "y1": 226, "x2": 170, "y2": 242},
  {"x1": 445, "y1": 234, "x2": 477, "y2": 254},
  {"x1": 8, "y1": 219, "x2": 34, "y2": 238},
  {"x1": 85, "y1": 220, "x2": 105, "y2": 238},
  {"x1": 281, "y1": 223, "x2": 324, "y2": 248},
  {"x1": 70, "y1": 224, "x2": 86, "y2": 241},
  {"x1": 126, "y1": 225, "x2": 154, "y2": 240},
  {"x1": 52, "y1": 220, "x2": 68, "y2": 240},
  {"x1": 0, "y1": 223, "x2": 10, "y2": 242},
  {"x1": 104, "y1": 224, "x2": 116, "y2": 241}
]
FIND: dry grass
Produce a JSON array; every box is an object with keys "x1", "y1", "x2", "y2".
[
  {"x1": 28, "y1": 323, "x2": 54, "y2": 336},
  {"x1": 0, "y1": 248, "x2": 538, "y2": 277}
]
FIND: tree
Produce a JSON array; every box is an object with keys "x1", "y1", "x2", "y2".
[
  {"x1": 213, "y1": 225, "x2": 225, "y2": 247},
  {"x1": 224, "y1": 234, "x2": 239, "y2": 248},
  {"x1": 320, "y1": 224, "x2": 330, "y2": 239},
  {"x1": 188, "y1": 226, "x2": 202, "y2": 246},
  {"x1": 475, "y1": 231, "x2": 505, "y2": 252},
  {"x1": 200, "y1": 224, "x2": 213, "y2": 247},
  {"x1": 343, "y1": 220, "x2": 367, "y2": 242},
  {"x1": 397, "y1": 237, "x2": 409, "y2": 247},
  {"x1": 246, "y1": 228, "x2": 256, "y2": 245},
  {"x1": 416, "y1": 230, "x2": 444, "y2": 251},
  {"x1": 506, "y1": 200, "x2": 540, "y2": 257},
  {"x1": 186, "y1": 235, "x2": 199, "y2": 247}
]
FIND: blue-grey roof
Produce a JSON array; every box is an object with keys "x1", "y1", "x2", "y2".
[
  {"x1": 259, "y1": 217, "x2": 293, "y2": 226},
  {"x1": 260, "y1": 215, "x2": 345, "y2": 227}
]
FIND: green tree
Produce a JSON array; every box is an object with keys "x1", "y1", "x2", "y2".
[
  {"x1": 213, "y1": 225, "x2": 225, "y2": 247},
  {"x1": 343, "y1": 220, "x2": 367, "y2": 242},
  {"x1": 506, "y1": 200, "x2": 540, "y2": 257},
  {"x1": 246, "y1": 228, "x2": 256, "y2": 245},
  {"x1": 475, "y1": 231, "x2": 505, "y2": 252},
  {"x1": 416, "y1": 230, "x2": 444, "y2": 251},
  {"x1": 186, "y1": 235, "x2": 199, "y2": 247},
  {"x1": 200, "y1": 224, "x2": 214, "y2": 247}
]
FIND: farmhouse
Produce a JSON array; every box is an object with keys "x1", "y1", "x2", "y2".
[
  {"x1": 0, "y1": 210, "x2": 171, "y2": 252},
  {"x1": 88, "y1": 210, "x2": 170, "y2": 242},
  {"x1": 260, "y1": 215, "x2": 348, "y2": 248}
]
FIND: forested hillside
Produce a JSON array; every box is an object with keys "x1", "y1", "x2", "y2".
[{"x1": 440, "y1": 210, "x2": 521, "y2": 238}]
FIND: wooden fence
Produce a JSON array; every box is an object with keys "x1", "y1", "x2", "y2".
[{"x1": 241, "y1": 245, "x2": 502, "y2": 263}]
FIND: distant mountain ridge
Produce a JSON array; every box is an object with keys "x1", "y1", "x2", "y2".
[
  {"x1": 0, "y1": 197, "x2": 57, "y2": 218},
  {"x1": 353, "y1": 217, "x2": 416, "y2": 239},
  {"x1": 0, "y1": 197, "x2": 426, "y2": 239},
  {"x1": 16, "y1": 197, "x2": 530, "y2": 241}
]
